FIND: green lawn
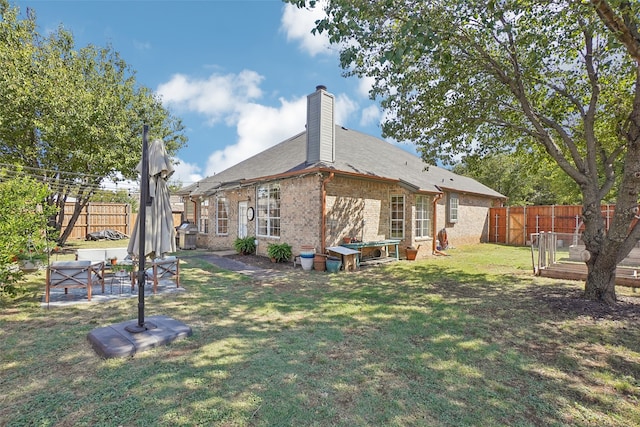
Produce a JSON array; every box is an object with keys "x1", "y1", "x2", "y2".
[{"x1": 1, "y1": 243, "x2": 639, "y2": 426}]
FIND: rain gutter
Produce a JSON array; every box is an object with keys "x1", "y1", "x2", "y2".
[{"x1": 321, "y1": 172, "x2": 335, "y2": 254}]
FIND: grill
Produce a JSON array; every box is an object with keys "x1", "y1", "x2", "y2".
[{"x1": 177, "y1": 222, "x2": 198, "y2": 250}]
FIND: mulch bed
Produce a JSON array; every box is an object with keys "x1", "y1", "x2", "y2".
[{"x1": 224, "y1": 253, "x2": 297, "y2": 272}]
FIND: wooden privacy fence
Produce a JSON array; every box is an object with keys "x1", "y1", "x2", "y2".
[
  {"x1": 62, "y1": 203, "x2": 183, "y2": 240},
  {"x1": 488, "y1": 204, "x2": 616, "y2": 246},
  {"x1": 62, "y1": 203, "x2": 133, "y2": 240}
]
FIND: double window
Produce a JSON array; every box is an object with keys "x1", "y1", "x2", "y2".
[
  {"x1": 215, "y1": 197, "x2": 228, "y2": 235},
  {"x1": 390, "y1": 194, "x2": 405, "y2": 239},
  {"x1": 415, "y1": 196, "x2": 433, "y2": 238},
  {"x1": 257, "y1": 183, "x2": 280, "y2": 237}
]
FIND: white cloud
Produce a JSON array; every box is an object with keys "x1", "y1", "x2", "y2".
[
  {"x1": 281, "y1": 2, "x2": 332, "y2": 57},
  {"x1": 360, "y1": 104, "x2": 381, "y2": 127},
  {"x1": 358, "y1": 75, "x2": 375, "y2": 98},
  {"x1": 334, "y1": 93, "x2": 358, "y2": 126},
  {"x1": 171, "y1": 158, "x2": 204, "y2": 187},
  {"x1": 133, "y1": 40, "x2": 151, "y2": 51},
  {"x1": 205, "y1": 97, "x2": 307, "y2": 175},
  {"x1": 156, "y1": 70, "x2": 264, "y2": 124},
  {"x1": 156, "y1": 69, "x2": 360, "y2": 178}
]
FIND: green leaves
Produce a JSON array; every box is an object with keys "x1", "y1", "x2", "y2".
[
  {"x1": 0, "y1": 169, "x2": 55, "y2": 295},
  {"x1": 0, "y1": 0, "x2": 187, "y2": 244}
]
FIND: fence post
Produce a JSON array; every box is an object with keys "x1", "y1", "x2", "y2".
[{"x1": 86, "y1": 203, "x2": 91, "y2": 237}]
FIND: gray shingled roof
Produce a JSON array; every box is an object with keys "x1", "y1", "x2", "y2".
[{"x1": 180, "y1": 125, "x2": 505, "y2": 199}]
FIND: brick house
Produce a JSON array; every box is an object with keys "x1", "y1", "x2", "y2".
[{"x1": 177, "y1": 86, "x2": 505, "y2": 259}]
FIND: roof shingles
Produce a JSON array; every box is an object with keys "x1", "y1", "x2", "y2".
[{"x1": 181, "y1": 125, "x2": 504, "y2": 199}]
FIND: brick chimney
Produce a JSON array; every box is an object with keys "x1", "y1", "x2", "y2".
[{"x1": 306, "y1": 85, "x2": 335, "y2": 164}]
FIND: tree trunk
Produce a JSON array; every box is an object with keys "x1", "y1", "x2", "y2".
[
  {"x1": 584, "y1": 256, "x2": 617, "y2": 305},
  {"x1": 57, "y1": 198, "x2": 89, "y2": 246}
]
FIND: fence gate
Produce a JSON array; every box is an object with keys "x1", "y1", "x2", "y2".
[{"x1": 508, "y1": 209, "x2": 526, "y2": 246}]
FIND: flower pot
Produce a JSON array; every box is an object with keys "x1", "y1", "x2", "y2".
[
  {"x1": 300, "y1": 245, "x2": 315, "y2": 257},
  {"x1": 343, "y1": 237, "x2": 352, "y2": 243},
  {"x1": 326, "y1": 258, "x2": 342, "y2": 273},
  {"x1": 300, "y1": 253, "x2": 314, "y2": 271},
  {"x1": 314, "y1": 254, "x2": 327, "y2": 271},
  {"x1": 406, "y1": 248, "x2": 418, "y2": 261}
]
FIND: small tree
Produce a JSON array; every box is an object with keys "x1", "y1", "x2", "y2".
[{"x1": 0, "y1": 171, "x2": 55, "y2": 296}]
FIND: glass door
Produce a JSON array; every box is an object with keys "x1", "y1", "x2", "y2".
[{"x1": 238, "y1": 201, "x2": 248, "y2": 238}]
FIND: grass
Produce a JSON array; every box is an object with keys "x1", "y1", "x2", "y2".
[{"x1": 1, "y1": 242, "x2": 640, "y2": 426}]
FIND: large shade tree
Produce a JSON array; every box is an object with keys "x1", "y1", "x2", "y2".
[
  {"x1": 286, "y1": 0, "x2": 640, "y2": 304},
  {"x1": 0, "y1": 1, "x2": 186, "y2": 245}
]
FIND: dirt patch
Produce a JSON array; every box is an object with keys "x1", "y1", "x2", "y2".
[{"x1": 540, "y1": 287, "x2": 640, "y2": 321}]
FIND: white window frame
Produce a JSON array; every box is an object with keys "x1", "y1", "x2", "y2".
[
  {"x1": 415, "y1": 195, "x2": 432, "y2": 238},
  {"x1": 448, "y1": 193, "x2": 459, "y2": 223},
  {"x1": 215, "y1": 196, "x2": 228, "y2": 236},
  {"x1": 390, "y1": 194, "x2": 405, "y2": 239},
  {"x1": 198, "y1": 199, "x2": 209, "y2": 234},
  {"x1": 256, "y1": 183, "x2": 281, "y2": 238}
]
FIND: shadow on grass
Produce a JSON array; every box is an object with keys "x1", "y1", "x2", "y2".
[{"x1": 2, "y1": 251, "x2": 640, "y2": 426}]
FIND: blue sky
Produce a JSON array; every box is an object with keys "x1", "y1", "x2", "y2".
[{"x1": 14, "y1": 0, "x2": 405, "y2": 188}]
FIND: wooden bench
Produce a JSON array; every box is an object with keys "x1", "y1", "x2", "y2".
[{"x1": 326, "y1": 246, "x2": 361, "y2": 271}]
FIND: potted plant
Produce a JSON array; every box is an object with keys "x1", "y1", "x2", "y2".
[
  {"x1": 234, "y1": 236, "x2": 256, "y2": 255},
  {"x1": 267, "y1": 242, "x2": 292, "y2": 263}
]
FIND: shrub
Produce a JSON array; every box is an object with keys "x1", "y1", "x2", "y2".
[
  {"x1": 267, "y1": 242, "x2": 292, "y2": 262},
  {"x1": 234, "y1": 236, "x2": 256, "y2": 255},
  {"x1": 0, "y1": 173, "x2": 56, "y2": 296}
]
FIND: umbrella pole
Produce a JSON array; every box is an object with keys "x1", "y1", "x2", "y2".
[{"x1": 126, "y1": 124, "x2": 155, "y2": 333}]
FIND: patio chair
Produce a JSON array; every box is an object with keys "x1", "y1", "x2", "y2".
[
  {"x1": 149, "y1": 256, "x2": 180, "y2": 293},
  {"x1": 45, "y1": 260, "x2": 105, "y2": 303},
  {"x1": 131, "y1": 256, "x2": 180, "y2": 294}
]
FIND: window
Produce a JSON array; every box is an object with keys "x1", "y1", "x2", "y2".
[
  {"x1": 198, "y1": 199, "x2": 209, "y2": 234},
  {"x1": 390, "y1": 194, "x2": 405, "y2": 239},
  {"x1": 184, "y1": 198, "x2": 196, "y2": 223},
  {"x1": 448, "y1": 193, "x2": 459, "y2": 223},
  {"x1": 415, "y1": 195, "x2": 432, "y2": 238},
  {"x1": 216, "y1": 197, "x2": 228, "y2": 235},
  {"x1": 257, "y1": 183, "x2": 280, "y2": 237}
]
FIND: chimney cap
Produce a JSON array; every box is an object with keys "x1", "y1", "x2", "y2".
[{"x1": 316, "y1": 85, "x2": 327, "y2": 91}]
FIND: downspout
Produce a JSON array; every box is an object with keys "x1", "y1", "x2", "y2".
[
  {"x1": 321, "y1": 172, "x2": 335, "y2": 254},
  {"x1": 432, "y1": 193, "x2": 444, "y2": 254}
]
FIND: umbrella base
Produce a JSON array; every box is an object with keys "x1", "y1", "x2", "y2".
[
  {"x1": 124, "y1": 321, "x2": 157, "y2": 333},
  {"x1": 87, "y1": 315, "x2": 192, "y2": 358}
]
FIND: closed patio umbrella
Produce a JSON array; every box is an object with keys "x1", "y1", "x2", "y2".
[
  {"x1": 128, "y1": 138, "x2": 176, "y2": 259},
  {"x1": 126, "y1": 129, "x2": 176, "y2": 332}
]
